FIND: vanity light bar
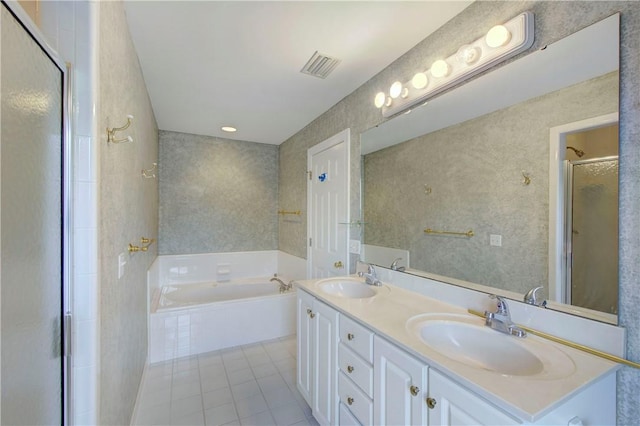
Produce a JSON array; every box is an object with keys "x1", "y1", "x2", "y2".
[{"x1": 376, "y1": 12, "x2": 534, "y2": 118}]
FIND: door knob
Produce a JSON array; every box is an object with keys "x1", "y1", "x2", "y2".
[
  {"x1": 334, "y1": 261, "x2": 344, "y2": 268},
  {"x1": 410, "y1": 385, "x2": 420, "y2": 396}
]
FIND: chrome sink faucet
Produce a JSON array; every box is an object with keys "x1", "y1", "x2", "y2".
[
  {"x1": 484, "y1": 295, "x2": 526, "y2": 338},
  {"x1": 358, "y1": 264, "x2": 382, "y2": 286},
  {"x1": 524, "y1": 286, "x2": 547, "y2": 307},
  {"x1": 390, "y1": 257, "x2": 405, "y2": 272}
]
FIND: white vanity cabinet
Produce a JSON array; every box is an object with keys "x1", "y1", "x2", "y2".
[
  {"x1": 296, "y1": 290, "x2": 340, "y2": 425},
  {"x1": 374, "y1": 335, "x2": 428, "y2": 426},
  {"x1": 296, "y1": 283, "x2": 616, "y2": 426}
]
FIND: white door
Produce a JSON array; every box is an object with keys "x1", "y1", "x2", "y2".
[
  {"x1": 1, "y1": 3, "x2": 70, "y2": 424},
  {"x1": 308, "y1": 129, "x2": 350, "y2": 278},
  {"x1": 374, "y1": 336, "x2": 428, "y2": 426}
]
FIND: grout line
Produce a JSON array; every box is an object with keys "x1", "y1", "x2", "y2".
[{"x1": 196, "y1": 355, "x2": 207, "y2": 426}]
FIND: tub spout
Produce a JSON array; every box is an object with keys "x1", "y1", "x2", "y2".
[{"x1": 271, "y1": 275, "x2": 293, "y2": 293}]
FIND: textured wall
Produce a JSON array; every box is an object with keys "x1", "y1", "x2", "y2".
[
  {"x1": 98, "y1": 1, "x2": 159, "y2": 424},
  {"x1": 363, "y1": 73, "x2": 617, "y2": 295},
  {"x1": 278, "y1": 1, "x2": 639, "y2": 421},
  {"x1": 159, "y1": 131, "x2": 278, "y2": 255}
]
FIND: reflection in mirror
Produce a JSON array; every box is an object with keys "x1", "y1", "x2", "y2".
[
  {"x1": 567, "y1": 145, "x2": 618, "y2": 314},
  {"x1": 360, "y1": 14, "x2": 619, "y2": 323}
]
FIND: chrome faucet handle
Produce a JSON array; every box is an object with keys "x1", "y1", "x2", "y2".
[
  {"x1": 524, "y1": 286, "x2": 546, "y2": 307},
  {"x1": 367, "y1": 264, "x2": 376, "y2": 275},
  {"x1": 488, "y1": 294, "x2": 509, "y2": 317}
]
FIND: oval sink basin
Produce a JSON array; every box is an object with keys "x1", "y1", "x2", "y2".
[
  {"x1": 406, "y1": 314, "x2": 575, "y2": 378},
  {"x1": 317, "y1": 277, "x2": 388, "y2": 299}
]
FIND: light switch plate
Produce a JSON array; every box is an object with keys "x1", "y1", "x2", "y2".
[
  {"x1": 118, "y1": 253, "x2": 127, "y2": 278},
  {"x1": 349, "y1": 239, "x2": 361, "y2": 254}
]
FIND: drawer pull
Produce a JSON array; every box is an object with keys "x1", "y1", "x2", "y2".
[
  {"x1": 310, "y1": 312, "x2": 315, "y2": 318},
  {"x1": 347, "y1": 397, "x2": 354, "y2": 406},
  {"x1": 426, "y1": 397, "x2": 437, "y2": 409},
  {"x1": 347, "y1": 365, "x2": 354, "y2": 373},
  {"x1": 347, "y1": 333, "x2": 355, "y2": 341},
  {"x1": 410, "y1": 385, "x2": 420, "y2": 396}
]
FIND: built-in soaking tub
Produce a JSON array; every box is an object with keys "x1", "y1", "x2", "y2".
[
  {"x1": 156, "y1": 277, "x2": 290, "y2": 311},
  {"x1": 148, "y1": 251, "x2": 305, "y2": 363},
  {"x1": 149, "y1": 276, "x2": 297, "y2": 364}
]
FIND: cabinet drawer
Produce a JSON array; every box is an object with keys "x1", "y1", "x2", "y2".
[
  {"x1": 339, "y1": 402, "x2": 362, "y2": 426},
  {"x1": 339, "y1": 343, "x2": 373, "y2": 398},
  {"x1": 340, "y1": 315, "x2": 374, "y2": 362},
  {"x1": 339, "y1": 372, "x2": 373, "y2": 426}
]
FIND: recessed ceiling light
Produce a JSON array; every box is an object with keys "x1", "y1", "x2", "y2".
[{"x1": 221, "y1": 126, "x2": 237, "y2": 133}]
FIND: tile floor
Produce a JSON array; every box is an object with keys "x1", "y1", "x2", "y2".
[{"x1": 133, "y1": 335, "x2": 319, "y2": 426}]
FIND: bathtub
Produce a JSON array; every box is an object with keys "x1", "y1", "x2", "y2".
[
  {"x1": 155, "y1": 277, "x2": 289, "y2": 312},
  {"x1": 149, "y1": 277, "x2": 297, "y2": 363}
]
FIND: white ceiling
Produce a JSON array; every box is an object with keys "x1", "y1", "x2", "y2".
[{"x1": 124, "y1": 1, "x2": 473, "y2": 145}]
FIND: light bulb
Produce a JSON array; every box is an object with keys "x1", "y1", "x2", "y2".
[
  {"x1": 389, "y1": 81, "x2": 403, "y2": 99},
  {"x1": 486, "y1": 25, "x2": 511, "y2": 48},
  {"x1": 456, "y1": 45, "x2": 481, "y2": 65},
  {"x1": 411, "y1": 72, "x2": 428, "y2": 89},
  {"x1": 221, "y1": 126, "x2": 237, "y2": 133},
  {"x1": 430, "y1": 60, "x2": 450, "y2": 78},
  {"x1": 374, "y1": 92, "x2": 386, "y2": 108}
]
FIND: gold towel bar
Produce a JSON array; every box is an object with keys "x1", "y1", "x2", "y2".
[
  {"x1": 425, "y1": 228, "x2": 474, "y2": 237},
  {"x1": 278, "y1": 210, "x2": 301, "y2": 216},
  {"x1": 468, "y1": 309, "x2": 640, "y2": 369}
]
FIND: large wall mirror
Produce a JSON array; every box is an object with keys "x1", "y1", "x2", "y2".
[{"x1": 360, "y1": 14, "x2": 619, "y2": 324}]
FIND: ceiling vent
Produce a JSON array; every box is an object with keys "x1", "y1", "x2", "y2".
[{"x1": 300, "y1": 51, "x2": 341, "y2": 79}]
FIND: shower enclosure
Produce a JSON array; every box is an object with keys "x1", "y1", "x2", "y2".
[
  {"x1": 564, "y1": 156, "x2": 619, "y2": 315},
  {"x1": 1, "y1": 2, "x2": 71, "y2": 423}
]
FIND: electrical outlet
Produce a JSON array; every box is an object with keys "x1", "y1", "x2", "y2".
[
  {"x1": 349, "y1": 239, "x2": 361, "y2": 254},
  {"x1": 490, "y1": 234, "x2": 502, "y2": 247},
  {"x1": 118, "y1": 253, "x2": 127, "y2": 278}
]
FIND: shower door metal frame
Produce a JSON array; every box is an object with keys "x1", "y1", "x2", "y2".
[
  {"x1": 1, "y1": 1, "x2": 73, "y2": 423},
  {"x1": 563, "y1": 155, "x2": 619, "y2": 308}
]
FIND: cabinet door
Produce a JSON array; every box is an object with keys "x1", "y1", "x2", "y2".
[
  {"x1": 296, "y1": 291, "x2": 315, "y2": 406},
  {"x1": 428, "y1": 369, "x2": 519, "y2": 426},
  {"x1": 374, "y1": 336, "x2": 428, "y2": 426},
  {"x1": 312, "y1": 300, "x2": 340, "y2": 425},
  {"x1": 339, "y1": 402, "x2": 362, "y2": 426}
]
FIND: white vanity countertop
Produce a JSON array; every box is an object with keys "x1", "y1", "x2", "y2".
[{"x1": 295, "y1": 277, "x2": 619, "y2": 423}]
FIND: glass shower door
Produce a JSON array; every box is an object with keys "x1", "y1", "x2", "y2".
[
  {"x1": 1, "y1": 3, "x2": 67, "y2": 424},
  {"x1": 566, "y1": 157, "x2": 619, "y2": 315}
]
